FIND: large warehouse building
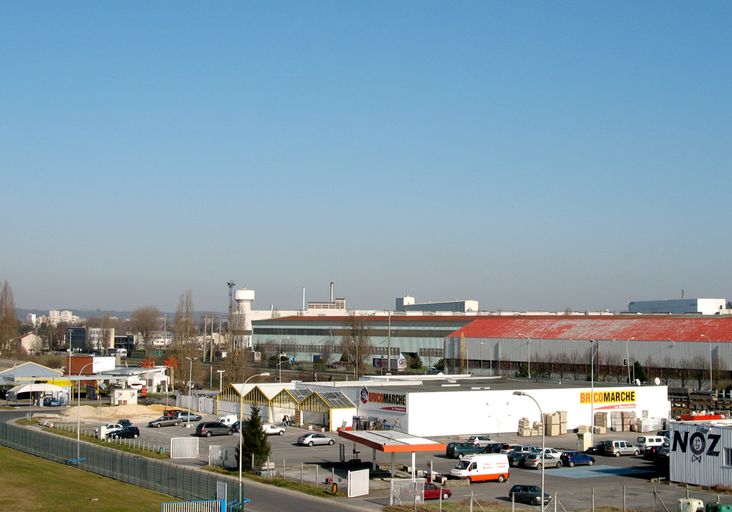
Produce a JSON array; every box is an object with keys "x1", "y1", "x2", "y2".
[{"x1": 252, "y1": 314, "x2": 732, "y2": 387}]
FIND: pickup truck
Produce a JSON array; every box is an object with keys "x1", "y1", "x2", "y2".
[{"x1": 446, "y1": 442, "x2": 486, "y2": 459}]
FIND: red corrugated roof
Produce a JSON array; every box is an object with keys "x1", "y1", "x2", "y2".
[{"x1": 448, "y1": 316, "x2": 732, "y2": 342}]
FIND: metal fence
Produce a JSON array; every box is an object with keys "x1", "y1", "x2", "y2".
[{"x1": 0, "y1": 423, "x2": 240, "y2": 503}]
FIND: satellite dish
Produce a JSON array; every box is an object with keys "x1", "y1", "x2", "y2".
[
  {"x1": 654, "y1": 377, "x2": 661, "y2": 386},
  {"x1": 635, "y1": 379, "x2": 641, "y2": 386}
]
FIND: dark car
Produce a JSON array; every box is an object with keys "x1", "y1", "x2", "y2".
[
  {"x1": 446, "y1": 442, "x2": 485, "y2": 459},
  {"x1": 148, "y1": 416, "x2": 182, "y2": 428},
  {"x1": 118, "y1": 419, "x2": 133, "y2": 428},
  {"x1": 508, "y1": 446, "x2": 539, "y2": 467},
  {"x1": 110, "y1": 426, "x2": 140, "y2": 439},
  {"x1": 585, "y1": 441, "x2": 605, "y2": 454},
  {"x1": 195, "y1": 421, "x2": 232, "y2": 437},
  {"x1": 423, "y1": 482, "x2": 451, "y2": 500},
  {"x1": 560, "y1": 451, "x2": 595, "y2": 467},
  {"x1": 508, "y1": 484, "x2": 552, "y2": 506}
]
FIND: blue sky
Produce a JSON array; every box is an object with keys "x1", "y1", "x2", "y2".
[{"x1": 1, "y1": 1, "x2": 730, "y2": 313}]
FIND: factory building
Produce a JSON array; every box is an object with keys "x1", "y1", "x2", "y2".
[
  {"x1": 445, "y1": 316, "x2": 732, "y2": 386},
  {"x1": 396, "y1": 296, "x2": 479, "y2": 313}
]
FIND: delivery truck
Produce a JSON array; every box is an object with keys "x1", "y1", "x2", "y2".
[{"x1": 450, "y1": 453, "x2": 510, "y2": 483}]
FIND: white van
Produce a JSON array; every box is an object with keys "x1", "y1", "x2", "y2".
[
  {"x1": 219, "y1": 414, "x2": 238, "y2": 427},
  {"x1": 636, "y1": 435, "x2": 667, "y2": 453},
  {"x1": 450, "y1": 453, "x2": 510, "y2": 483}
]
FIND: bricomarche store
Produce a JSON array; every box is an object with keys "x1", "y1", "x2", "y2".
[{"x1": 303, "y1": 376, "x2": 670, "y2": 437}]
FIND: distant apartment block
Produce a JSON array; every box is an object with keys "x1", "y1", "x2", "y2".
[{"x1": 627, "y1": 298, "x2": 730, "y2": 315}]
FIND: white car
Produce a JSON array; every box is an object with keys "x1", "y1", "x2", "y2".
[
  {"x1": 297, "y1": 433, "x2": 335, "y2": 446},
  {"x1": 467, "y1": 435, "x2": 492, "y2": 447},
  {"x1": 262, "y1": 423, "x2": 285, "y2": 436},
  {"x1": 219, "y1": 415, "x2": 238, "y2": 427},
  {"x1": 94, "y1": 423, "x2": 124, "y2": 438}
]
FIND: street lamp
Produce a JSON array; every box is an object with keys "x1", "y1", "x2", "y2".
[
  {"x1": 216, "y1": 370, "x2": 225, "y2": 392},
  {"x1": 185, "y1": 357, "x2": 197, "y2": 428},
  {"x1": 76, "y1": 362, "x2": 95, "y2": 461},
  {"x1": 625, "y1": 337, "x2": 635, "y2": 384},
  {"x1": 239, "y1": 372, "x2": 271, "y2": 504},
  {"x1": 590, "y1": 339, "x2": 596, "y2": 439},
  {"x1": 514, "y1": 391, "x2": 545, "y2": 511},
  {"x1": 701, "y1": 334, "x2": 712, "y2": 390}
]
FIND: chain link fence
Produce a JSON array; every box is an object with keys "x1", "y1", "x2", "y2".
[{"x1": 0, "y1": 423, "x2": 240, "y2": 503}]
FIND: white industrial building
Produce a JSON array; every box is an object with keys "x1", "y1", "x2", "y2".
[{"x1": 670, "y1": 421, "x2": 732, "y2": 487}]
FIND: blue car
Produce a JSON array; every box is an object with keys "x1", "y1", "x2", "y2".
[{"x1": 560, "y1": 451, "x2": 595, "y2": 467}]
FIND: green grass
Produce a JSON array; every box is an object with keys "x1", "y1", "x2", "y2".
[{"x1": 0, "y1": 445, "x2": 176, "y2": 512}]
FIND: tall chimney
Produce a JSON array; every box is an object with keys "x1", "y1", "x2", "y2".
[{"x1": 329, "y1": 282, "x2": 334, "y2": 303}]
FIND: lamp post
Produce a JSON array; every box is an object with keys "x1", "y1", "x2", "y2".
[
  {"x1": 701, "y1": 334, "x2": 712, "y2": 390},
  {"x1": 625, "y1": 337, "x2": 635, "y2": 384},
  {"x1": 590, "y1": 339, "x2": 596, "y2": 438},
  {"x1": 185, "y1": 357, "x2": 197, "y2": 428},
  {"x1": 76, "y1": 362, "x2": 95, "y2": 461},
  {"x1": 514, "y1": 391, "x2": 545, "y2": 511},
  {"x1": 239, "y1": 372, "x2": 271, "y2": 504},
  {"x1": 217, "y1": 370, "x2": 225, "y2": 392}
]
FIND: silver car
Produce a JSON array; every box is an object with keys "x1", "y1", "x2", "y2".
[
  {"x1": 602, "y1": 440, "x2": 639, "y2": 457},
  {"x1": 297, "y1": 433, "x2": 335, "y2": 446}
]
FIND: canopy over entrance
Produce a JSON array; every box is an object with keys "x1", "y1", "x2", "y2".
[{"x1": 337, "y1": 430, "x2": 446, "y2": 453}]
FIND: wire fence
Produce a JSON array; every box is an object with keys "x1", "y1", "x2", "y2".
[{"x1": 0, "y1": 423, "x2": 240, "y2": 503}]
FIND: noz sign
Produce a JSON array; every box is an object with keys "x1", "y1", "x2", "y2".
[{"x1": 672, "y1": 430, "x2": 721, "y2": 462}]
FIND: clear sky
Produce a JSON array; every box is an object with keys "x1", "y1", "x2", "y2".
[{"x1": 1, "y1": 1, "x2": 730, "y2": 314}]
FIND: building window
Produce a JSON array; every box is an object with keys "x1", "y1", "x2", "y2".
[{"x1": 725, "y1": 448, "x2": 732, "y2": 468}]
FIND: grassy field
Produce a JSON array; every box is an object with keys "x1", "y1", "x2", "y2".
[{"x1": 0, "y1": 445, "x2": 175, "y2": 512}]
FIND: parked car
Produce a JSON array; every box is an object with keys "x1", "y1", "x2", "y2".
[
  {"x1": 195, "y1": 422, "x2": 232, "y2": 437},
  {"x1": 507, "y1": 446, "x2": 539, "y2": 467},
  {"x1": 109, "y1": 426, "x2": 140, "y2": 439},
  {"x1": 521, "y1": 449, "x2": 563, "y2": 469},
  {"x1": 644, "y1": 441, "x2": 670, "y2": 459},
  {"x1": 586, "y1": 441, "x2": 605, "y2": 454},
  {"x1": 162, "y1": 408, "x2": 185, "y2": 418},
  {"x1": 148, "y1": 416, "x2": 183, "y2": 428},
  {"x1": 297, "y1": 433, "x2": 335, "y2": 446},
  {"x1": 42, "y1": 396, "x2": 64, "y2": 407},
  {"x1": 262, "y1": 423, "x2": 285, "y2": 436},
  {"x1": 175, "y1": 412, "x2": 202, "y2": 422},
  {"x1": 601, "y1": 440, "x2": 639, "y2": 457},
  {"x1": 219, "y1": 414, "x2": 238, "y2": 427},
  {"x1": 636, "y1": 436, "x2": 668, "y2": 453},
  {"x1": 560, "y1": 451, "x2": 595, "y2": 467},
  {"x1": 446, "y1": 442, "x2": 485, "y2": 459},
  {"x1": 423, "y1": 482, "x2": 452, "y2": 500},
  {"x1": 508, "y1": 484, "x2": 552, "y2": 506},
  {"x1": 94, "y1": 423, "x2": 124, "y2": 438},
  {"x1": 466, "y1": 435, "x2": 492, "y2": 447},
  {"x1": 487, "y1": 442, "x2": 514, "y2": 453},
  {"x1": 118, "y1": 419, "x2": 133, "y2": 428}
]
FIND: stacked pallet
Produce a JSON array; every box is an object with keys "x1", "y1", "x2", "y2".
[
  {"x1": 622, "y1": 411, "x2": 637, "y2": 431},
  {"x1": 544, "y1": 413, "x2": 560, "y2": 436},
  {"x1": 610, "y1": 411, "x2": 623, "y2": 431},
  {"x1": 594, "y1": 412, "x2": 608, "y2": 428},
  {"x1": 517, "y1": 417, "x2": 532, "y2": 436},
  {"x1": 558, "y1": 411, "x2": 568, "y2": 434},
  {"x1": 532, "y1": 421, "x2": 543, "y2": 436}
]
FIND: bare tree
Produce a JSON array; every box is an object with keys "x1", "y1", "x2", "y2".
[
  {"x1": 339, "y1": 313, "x2": 373, "y2": 379},
  {"x1": 131, "y1": 306, "x2": 161, "y2": 356},
  {"x1": 171, "y1": 290, "x2": 197, "y2": 365},
  {"x1": 690, "y1": 355, "x2": 708, "y2": 390},
  {"x1": 0, "y1": 281, "x2": 18, "y2": 356}
]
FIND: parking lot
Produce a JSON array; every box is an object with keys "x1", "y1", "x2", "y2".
[{"x1": 76, "y1": 410, "x2": 732, "y2": 510}]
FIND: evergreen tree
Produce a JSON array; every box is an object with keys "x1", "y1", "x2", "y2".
[{"x1": 236, "y1": 405, "x2": 271, "y2": 469}]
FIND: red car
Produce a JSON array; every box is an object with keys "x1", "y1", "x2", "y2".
[{"x1": 424, "y1": 482, "x2": 452, "y2": 500}]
